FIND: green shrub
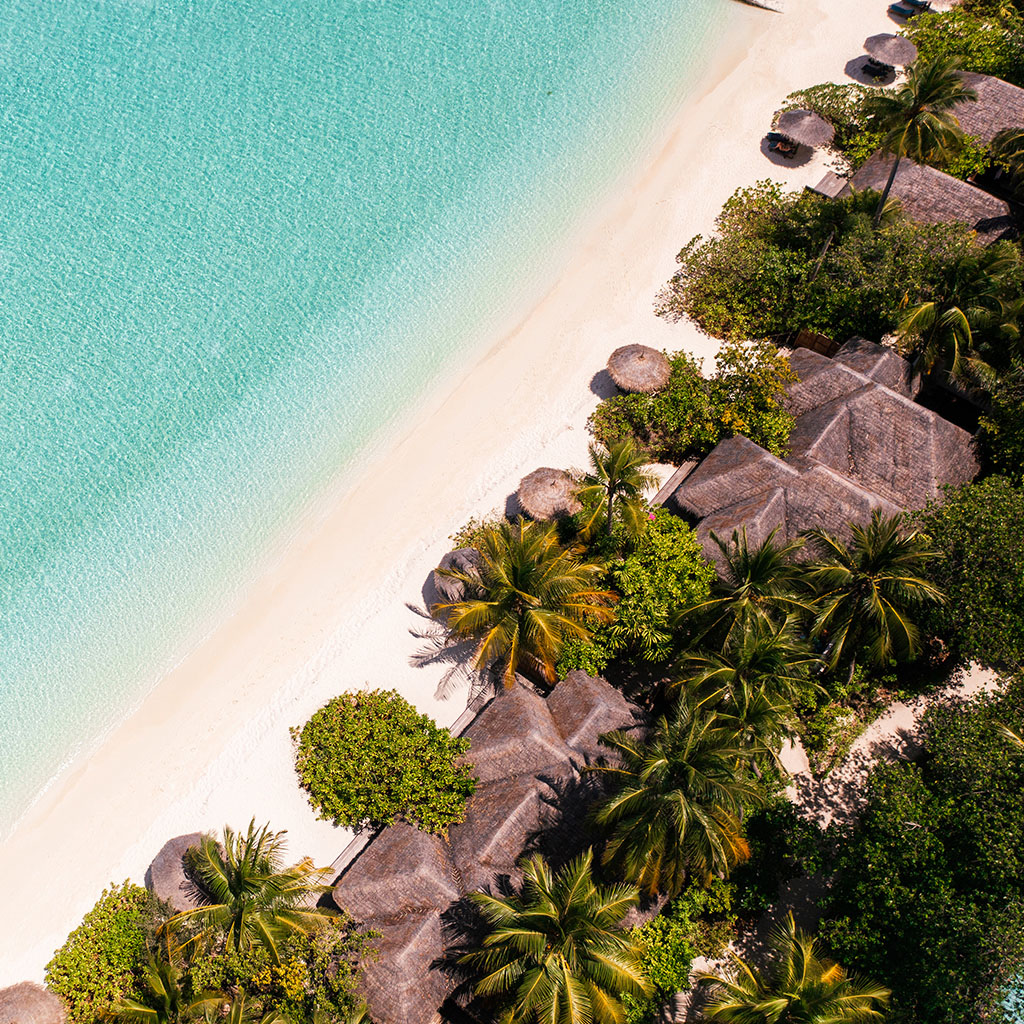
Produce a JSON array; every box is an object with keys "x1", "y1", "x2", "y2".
[
  {"x1": 45, "y1": 882, "x2": 164, "y2": 1024},
  {"x1": 781, "y1": 82, "x2": 881, "y2": 170},
  {"x1": 978, "y1": 365, "x2": 1024, "y2": 483},
  {"x1": 907, "y1": 6, "x2": 1024, "y2": 87},
  {"x1": 822, "y1": 680, "x2": 1024, "y2": 1023},
  {"x1": 588, "y1": 339, "x2": 795, "y2": 464},
  {"x1": 623, "y1": 880, "x2": 736, "y2": 1024},
  {"x1": 914, "y1": 478, "x2": 1024, "y2": 668},
  {"x1": 293, "y1": 689, "x2": 476, "y2": 834},
  {"x1": 657, "y1": 182, "x2": 981, "y2": 347},
  {"x1": 557, "y1": 508, "x2": 714, "y2": 675}
]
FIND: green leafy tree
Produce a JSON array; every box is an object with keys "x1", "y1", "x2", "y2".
[
  {"x1": 46, "y1": 882, "x2": 165, "y2": 1024},
  {"x1": 459, "y1": 850, "x2": 650, "y2": 1024},
  {"x1": 822, "y1": 682, "x2": 1024, "y2": 1023},
  {"x1": 897, "y1": 240, "x2": 1024, "y2": 384},
  {"x1": 976, "y1": 364, "x2": 1024, "y2": 479},
  {"x1": 993, "y1": 125, "x2": 1024, "y2": 179},
  {"x1": 434, "y1": 519, "x2": 616, "y2": 688},
  {"x1": 676, "y1": 528, "x2": 814, "y2": 648},
  {"x1": 866, "y1": 58, "x2": 977, "y2": 226},
  {"x1": 166, "y1": 821, "x2": 330, "y2": 962},
  {"x1": 698, "y1": 913, "x2": 889, "y2": 1024},
  {"x1": 293, "y1": 689, "x2": 475, "y2": 834},
  {"x1": 803, "y1": 511, "x2": 944, "y2": 673},
  {"x1": 576, "y1": 438, "x2": 659, "y2": 539},
  {"x1": 590, "y1": 704, "x2": 764, "y2": 897},
  {"x1": 559, "y1": 508, "x2": 714, "y2": 674},
  {"x1": 914, "y1": 477, "x2": 1024, "y2": 666}
]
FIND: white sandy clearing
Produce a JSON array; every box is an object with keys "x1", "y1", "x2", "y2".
[{"x1": 0, "y1": 0, "x2": 911, "y2": 985}]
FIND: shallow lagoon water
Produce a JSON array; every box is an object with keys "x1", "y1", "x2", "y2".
[{"x1": 0, "y1": 0, "x2": 730, "y2": 831}]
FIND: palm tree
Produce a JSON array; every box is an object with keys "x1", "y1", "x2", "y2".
[
  {"x1": 589, "y1": 702, "x2": 764, "y2": 897},
  {"x1": 867, "y1": 58, "x2": 977, "y2": 227},
  {"x1": 675, "y1": 528, "x2": 814, "y2": 648},
  {"x1": 459, "y1": 850, "x2": 650, "y2": 1024},
  {"x1": 698, "y1": 913, "x2": 890, "y2": 1024},
  {"x1": 803, "y1": 511, "x2": 944, "y2": 674},
  {"x1": 993, "y1": 126, "x2": 1024, "y2": 182},
  {"x1": 433, "y1": 519, "x2": 616, "y2": 688},
  {"x1": 575, "y1": 438, "x2": 659, "y2": 539},
  {"x1": 897, "y1": 241, "x2": 1024, "y2": 384},
  {"x1": 111, "y1": 952, "x2": 221, "y2": 1024},
  {"x1": 165, "y1": 820, "x2": 330, "y2": 962}
]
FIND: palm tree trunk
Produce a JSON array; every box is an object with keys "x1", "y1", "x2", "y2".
[
  {"x1": 808, "y1": 228, "x2": 836, "y2": 284},
  {"x1": 872, "y1": 153, "x2": 901, "y2": 228},
  {"x1": 606, "y1": 489, "x2": 615, "y2": 537}
]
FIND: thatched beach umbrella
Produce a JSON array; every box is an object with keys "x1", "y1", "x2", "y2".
[
  {"x1": 864, "y1": 33, "x2": 918, "y2": 67},
  {"x1": 432, "y1": 547, "x2": 483, "y2": 607},
  {"x1": 147, "y1": 832, "x2": 206, "y2": 913},
  {"x1": 776, "y1": 109, "x2": 835, "y2": 149},
  {"x1": 0, "y1": 984, "x2": 66, "y2": 1024},
  {"x1": 607, "y1": 344, "x2": 671, "y2": 394},
  {"x1": 517, "y1": 468, "x2": 581, "y2": 521}
]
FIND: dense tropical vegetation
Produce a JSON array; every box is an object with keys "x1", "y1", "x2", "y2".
[
  {"x1": 293, "y1": 688, "x2": 475, "y2": 834},
  {"x1": 46, "y1": 824, "x2": 372, "y2": 1024}
]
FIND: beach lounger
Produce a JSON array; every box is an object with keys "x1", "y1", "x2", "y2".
[
  {"x1": 864, "y1": 57, "x2": 893, "y2": 78},
  {"x1": 888, "y1": 3, "x2": 915, "y2": 16},
  {"x1": 766, "y1": 132, "x2": 798, "y2": 159}
]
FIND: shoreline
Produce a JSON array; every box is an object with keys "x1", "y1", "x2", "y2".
[{"x1": 0, "y1": 0, "x2": 899, "y2": 984}]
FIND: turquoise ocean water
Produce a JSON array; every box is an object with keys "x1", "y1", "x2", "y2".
[{"x1": 0, "y1": 0, "x2": 731, "y2": 834}]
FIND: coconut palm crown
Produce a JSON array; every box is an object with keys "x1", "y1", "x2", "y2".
[
  {"x1": 803, "y1": 511, "x2": 944, "y2": 672},
  {"x1": 433, "y1": 519, "x2": 616, "y2": 688},
  {"x1": 698, "y1": 913, "x2": 890, "y2": 1024},
  {"x1": 867, "y1": 57, "x2": 977, "y2": 227},
  {"x1": 459, "y1": 850, "x2": 650, "y2": 1024},
  {"x1": 575, "y1": 438, "x2": 659, "y2": 540},
  {"x1": 589, "y1": 702, "x2": 764, "y2": 897},
  {"x1": 675, "y1": 528, "x2": 814, "y2": 648},
  {"x1": 164, "y1": 820, "x2": 330, "y2": 962}
]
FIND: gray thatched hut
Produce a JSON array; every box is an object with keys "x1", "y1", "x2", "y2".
[
  {"x1": 547, "y1": 670, "x2": 638, "y2": 758},
  {"x1": 607, "y1": 344, "x2": 671, "y2": 394},
  {"x1": 332, "y1": 824, "x2": 458, "y2": 923},
  {"x1": 516, "y1": 467, "x2": 580, "y2": 520},
  {"x1": 356, "y1": 910, "x2": 452, "y2": 1024},
  {"x1": 0, "y1": 985, "x2": 65, "y2": 1024},
  {"x1": 954, "y1": 72, "x2": 1024, "y2": 145},
  {"x1": 146, "y1": 832, "x2": 206, "y2": 913},
  {"x1": 841, "y1": 153, "x2": 1013, "y2": 244},
  {"x1": 776, "y1": 109, "x2": 835, "y2": 148},
  {"x1": 863, "y1": 33, "x2": 917, "y2": 67},
  {"x1": 431, "y1": 547, "x2": 482, "y2": 608}
]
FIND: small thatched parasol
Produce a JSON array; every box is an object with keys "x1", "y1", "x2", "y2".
[
  {"x1": 864, "y1": 33, "x2": 918, "y2": 67},
  {"x1": 607, "y1": 344, "x2": 671, "y2": 394},
  {"x1": 517, "y1": 468, "x2": 581, "y2": 521},
  {"x1": 146, "y1": 832, "x2": 207, "y2": 913},
  {"x1": 776, "y1": 109, "x2": 835, "y2": 149},
  {"x1": 432, "y1": 547, "x2": 483, "y2": 607},
  {"x1": 0, "y1": 984, "x2": 66, "y2": 1024}
]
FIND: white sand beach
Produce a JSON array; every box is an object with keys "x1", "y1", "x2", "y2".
[{"x1": 0, "y1": 0, "x2": 909, "y2": 983}]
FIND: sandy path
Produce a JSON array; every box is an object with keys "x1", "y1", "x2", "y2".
[{"x1": 0, "y1": 0, "x2": 904, "y2": 986}]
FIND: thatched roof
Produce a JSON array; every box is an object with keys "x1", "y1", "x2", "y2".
[
  {"x1": 332, "y1": 824, "x2": 458, "y2": 924},
  {"x1": 954, "y1": 72, "x2": 1024, "y2": 145},
  {"x1": 463, "y1": 682, "x2": 573, "y2": 784},
  {"x1": 673, "y1": 346, "x2": 978, "y2": 564},
  {"x1": 448, "y1": 771, "x2": 572, "y2": 894},
  {"x1": 547, "y1": 671, "x2": 637, "y2": 760},
  {"x1": 0, "y1": 985, "x2": 65, "y2": 1024},
  {"x1": 516, "y1": 468, "x2": 581, "y2": 521},
  {"x1": 432, "y1": 547, "x2": 482, "y2": 607},
  {"x1": 864, "y1": 32, "x2": 917, "y2": 66},
  {"x1": 146, "y1": 833, "x2": 206, "y2": 913},
  {"x1": 356, "y1": 910, "x2": 452, "y2": 1024},
  {"x1": 833, "y1": 337, "x2": 918, "y2": 397},
  {"x1": 607, "y1": 344, "x2": 671, "y2": 394},
  {"x1": 777, "y1": 109, "x2": 835, "y2": 148},
  {"x1": 788, "y1": 383, "x2": 978, "y2": 509},
  {"x1": 843, "y1": 153, "x2": 1013, "y2": 244}
]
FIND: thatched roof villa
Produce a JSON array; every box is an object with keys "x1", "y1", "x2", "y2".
[
  {"x1": 839, "y1": 153, "x2": 1013, "y2": 244},
  {"x1": 665, "y1": 338, "x2": 978, "y2": 564},
  {"x1": 954, "y1": 72, "x2": 1024, "y2": 145},
  {"x1": 331, "y1": 671, "x2": 638, "y2": 1024},
  {"x1": 0, "y1": 984, "x2": 65, "y2": 1024}
]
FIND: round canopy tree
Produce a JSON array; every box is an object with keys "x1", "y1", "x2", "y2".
[{"x1": 293, "y1": 689, "x2": 476, "y2": 835}]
